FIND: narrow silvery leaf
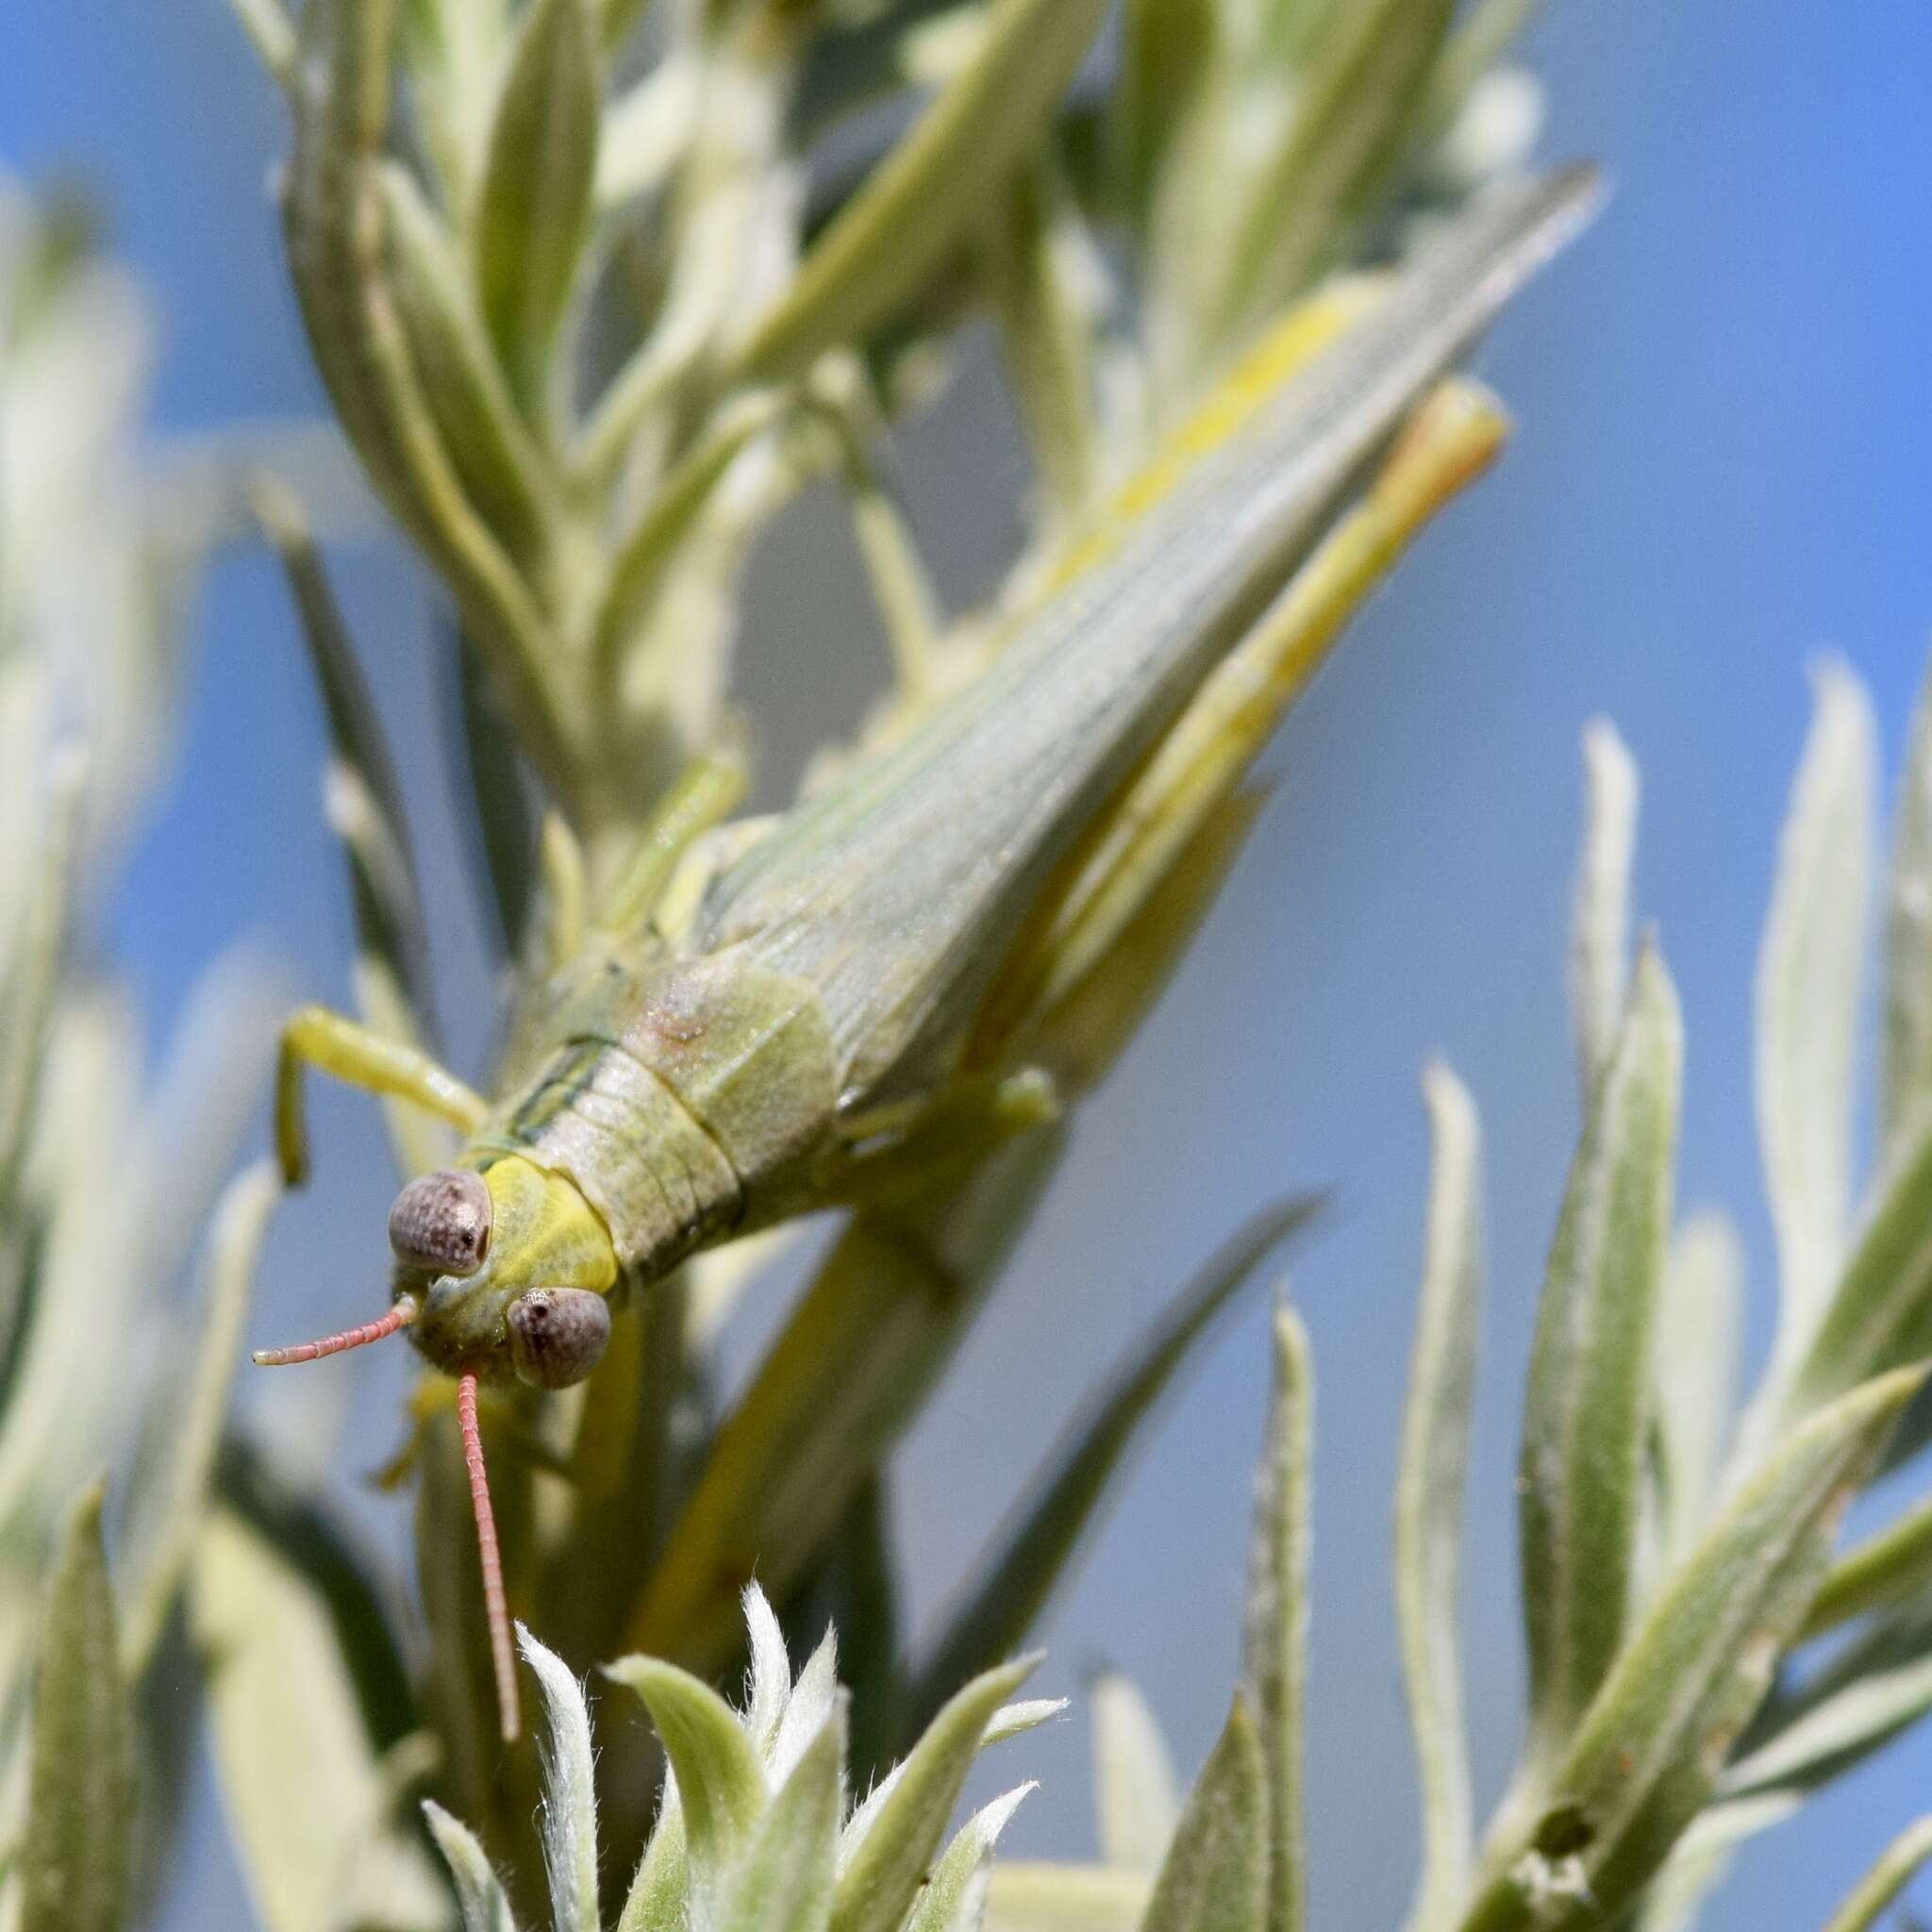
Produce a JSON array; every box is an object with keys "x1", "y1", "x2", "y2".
[
  {"x1": 733, "y1": 0, "x2": 1108, "y2": 383},
  {"x1": 743, "y1": 1584, "x2": 792, "y2": 1757},
  {"x1": 983, "y1": 1698, "x2": 1068, "y2": 1748},
  {"x1": 832, "y1": 1656, "x2": 1038, "y2": 1932},
  {"x1": 521, "y1": 1626, "x2": 600, "y2": 1932},
  {"x1": 984, "y1": 1863, "x2": 1150, "y2": 1931},
  {"x1": 717, "y1": 1707, "x2": 845, "y2": 1932},
  {"x1": 424, "y1": 1800, "x2": 516, "y2": 1932},
  {"x1": 1395, "y1": 1063, "x2": 1482, "y2": 1931},
  {"x1": 119, "y1": 1160, "x2": 279, "y2": 1674},
  {"x1": 1568, "y1": 719, "x2": 1640, "y2": 1105},
  {"x1": 607, "y1": 1657, "x2": 766, "y2": 1900},
  {"x1": 22, "y1": 1482, "x2": 133, "y2": 1932},
  {"x1": 617, "y1": 1785, "x2": 688, "y2": 1932},
  {"x1": 1818, "y1": 1815, "x2": 1932, "y2": 1932},
  {"x1": 1242, "y1": 1303, "x2": 1311, "y2": 1932},
  {"x1": 1519, "y1": 942, "x2": 1682, "y2": 1760},
  {"x1": 1140, "y1": 1697, "x2": 1268, "y2": 1932},
  {"x1": 902, "y1": 1195, "x2": 1318, "y2": 1740},
  {"x1": 1112, "y1": 0, "x2": 1215, "y2": 230},
  {"x1": 1757, "y1": 660, "x2": 1876, "y2": 1377},
  {"x1": 1650, "y1": 1212, "x2": 1743, "y2": 1570},
  {"x1": 197, "y1": 1506, "x2": 448, "y2": 1931},
  {"x1": 907, "y1": 1783, "x2": 1035, "y2": 1932},
  {"x1": 1091, "y1": 1671, "x2": 1179, "y2": 1875},
  {"x1": 773, "y1": 1631, "x2": 841, "y2": 1787},
  {"x1": 474, "y1": 0, "x2": 600, "y2": 416},
  {"x1": 1468, "y1": 1364, "x2": 1922, "y2": 1932},
  {"x1": 1884, "y1": 659, "x2": 1932, "y2": 1165},
  {"x1": 1803, "y1": 1491, "x2": 1932, "y2": 1639}
]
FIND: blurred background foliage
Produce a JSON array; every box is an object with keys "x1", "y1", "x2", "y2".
[{"x1": 0, "y1": 0, "x2": 1930, "y2": 1928}]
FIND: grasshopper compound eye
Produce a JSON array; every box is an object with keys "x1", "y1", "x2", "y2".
[
  {"x1": 388, "y1": 1169, "x2": 491, "y2": 1275},
  {"x1": 507, "y1": 1288, "x2": 612, "y2": 1389}
]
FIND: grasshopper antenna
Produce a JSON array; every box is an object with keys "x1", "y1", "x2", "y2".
[
  {"x1": 252, "y1": 1298, "x2": 416, "y2": 1365},
  {"x1": 458, "y1": 1372, "x2": 521, "y2": 1740}
]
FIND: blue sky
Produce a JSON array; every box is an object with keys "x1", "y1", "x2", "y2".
[{"x1": 6, "y1": 0, "x2": 1932, "y2": 1924}]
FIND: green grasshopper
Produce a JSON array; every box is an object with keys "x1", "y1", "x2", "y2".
[{"x1": 255, "y1": 167, "x2": 1598, "y2": 1736}]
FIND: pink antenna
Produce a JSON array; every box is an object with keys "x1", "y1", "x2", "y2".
[
  {"x1": 458, "y1": 1372, "x2": 521, "y2": 1740},
  {"x1": 252, "y1": 1299, "x2": 416, "y2": 1366}
]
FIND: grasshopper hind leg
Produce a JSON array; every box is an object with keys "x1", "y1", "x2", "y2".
[{"x1": 275, "y1": 1004, "x2": 488, "y2": 1187}]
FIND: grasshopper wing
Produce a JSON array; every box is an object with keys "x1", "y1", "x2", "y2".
[{"x1": 698, "y1": 166, "x2": 1603, "y2": 1109}]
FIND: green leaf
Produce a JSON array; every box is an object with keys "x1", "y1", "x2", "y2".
[
  {"x1": 1090, "y1": 1671, "x2": 1179, "y2": 1875},
  {"x1": 1649, "y1": 1213, "x2": 1742, "y2": 1574},
  {"x1": 1518, "y1": 941, "x2": 1682, "y2": 1760},
  {"x1": 617, "y1": 1786, "x2": 689, "y2": 1932},
  {"x1": 717, "y1": 1707, "x2": 845, "y2": 1932},
  {"x1": 1464, "y1": 1364, "x2": 1924, "y2": 1932},
  {"x1": 474, "y1": 0, "x2": 600, "y2": 416},
  {"x1": 1885, "y1": 659, "x2": 1932, "y2": 1165},
  {"x1": 985, "y1": 1863, "x2": 1151, "y2": 1932},
  {"x1": 118, "y1": 1161, "x2": 279, "y2": 1675},
  {"x1": 608, "y1": 1657, "x2": 767, "y2": 1900},
  {"x1": 194, "y1": 1505, "x2": 447, "y2": 1932},
  {"x1": 628, "y1": 1130, "x2": 1066, "y2": 1677},
  {"x1": 907, "y1": 1784, "x2": 1035, "y2": 1932},
  {"x1": 379, "y1": 160, "x2": 554, "y2": 566},
  {"x1": 1111, "y1": 0, "x2": 1216, "y2": 230},
  {"x1": 1757, "y1": 660, "x2": 1875, "y2": 1384},
  {"x1": 424, "y1": 1799, "x2": 517, "y2": 1932},
  {"x1": 1803, "y1": 1491, "x2": 1932, "y2": 1640},
  {"x1": 1212, "y1": 0, "x2": 1457, "y2": 345},
  {"x1": 1818, "y1": 1814, "x2": 1932, "y2": 1932},
  {"x1": 1243, "y1": 1305, "x2": 1311, "y2": 1932},
  {"x1": 522, "y1": 1626, "x2": 601, "y2": 1932},
  {"x1": 901, "y1": 1195, "x2": 1317, "y2": 1741},
  {"x1": 1140, "y1": 1697, "x2": 1268, "y2": 1932},
  {"x1": 22, "y1": 1481, "x2": 134, "y2": 1932},
  {"x1": 732, "y1": 0, "x2": 1108, "y2": 384},
  {"x1": 832, "y1": 1656, "x2": 1038, "y2": 1932},
  {"x1": 452, "y1": 630, "x2": 537, "y2": 961},
  {"x1": 1567, "y1": 719, "x2": 1639, "y2": 1105},
  {"x1": 1396, "y1": 1063, "x2": 1483, "y2": 1932}
]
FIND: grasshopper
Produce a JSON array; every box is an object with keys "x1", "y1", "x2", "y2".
[{"x1": 255, "y1": 167, "x2": 1599, "y2": 1736}]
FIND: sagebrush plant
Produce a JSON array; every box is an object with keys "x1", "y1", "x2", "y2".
[{"x1": 9, "y1": 0, "x2": 1932, "y2": 1929}]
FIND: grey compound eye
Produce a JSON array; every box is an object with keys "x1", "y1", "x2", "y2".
[
  {"x1": 388, "y1": 1170, "x2": 491, "y2": 1276},
  {"x1": 508, "y1": 1288, "x2": 612, "y2": 1390}
]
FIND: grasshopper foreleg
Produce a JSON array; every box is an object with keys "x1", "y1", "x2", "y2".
[
  {"x1": 275, "y1": 1004, "x2": 488, "y2": 1187},
  {"x1": 829, "y1": 1066, "x2": 1061, "y2": 1206}
]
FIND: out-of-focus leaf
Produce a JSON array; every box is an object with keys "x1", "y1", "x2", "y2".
[
  {"x1": 522, "y1": 1626, "x2": 601, "y2": 1932},
  {"x1": 1465, "y1": 1364, "x2": 1924, "y2": 1931},
  {"x1": 833, "y1": 1657, "x2": 1037, "y2": 1932},
  {"x1": 193, "y1": 1505, "x2": 447, "y2": 1932},
  {"x1": 425, "y1": 1799, "x2": 517, "y2": 1932},
  {"x1": 1804, "y1": 1492, "x2": 1932, "y2": 1640},
  {"x1": 1650, "y1": 1212, "x2": 1742, "y2": 1573},
  {"x1": 607, "y1": 1657, "x2": 766, "y2": 1902},
  {"x1": 1519, "y1": 942, "x2": 1682, "y2": 1761},
  {"x1": 1885, "y1": 660, "x2": 1932, "y2": 1166},
  {"x1": 1757, "y1": 661, "x2": 1875, "y2": 1381},
  {"x1": 1111, "y1": 0, "x2": 1215, "y2": 231},
  {"x1": 1818, "y1": 1815, "x2": 1932, "y2": 1932},
  {"x1": 1213, "y1": 0, "x2": 1456, "y2": 345},
  {"x1": 474, "y1": 0, "x2": 600, "y2": 416},
  {"x1": 907, "y1": 1784, "x2": 1034, "y2": 1932},
  {"x1": 1567, "y1": 719, "x2": 1639, "y2": 1105},
  {"x1": 791, "y1": 1476, "x2": 902, "y2": 1783},
  {"x1": 119, "y1": 1160, "x2": 279, "y2": 1674},
  {"x1": 452, "y1": 631, "x2": 536, "y2": 962},
  {"x1": 900, "y1": 1194, "x2": 1316, "y2": 1742},
  {"x1": 596, "y1": 58, "x2": 698, "y2": 209},
  {"x1": 732, "y1": 0, "x2": 1108, "y2": 384},
  {"x1": 1721, "y1": 1588, "x2": 1932, "y2": 1805},
  {"x1": 1396, "y1": 1063, "x2": 1483, "y2": 1932},
  {"x1": 985, "y1": 1864, "x2": 1151, "y2": 1932},
  {"x1": 717, "y1": 1707, "x2": 845, "y2": 1932},
  {"x1": 1091, "y1": 1671, "x2": 1178, "y2": 1875},
  {"x1": 1423, "y1": 0, "x2": 1550, "y2": 138},
  {"x1": 379, "y1": 161, "x2": 553, "y2": 565},
  {"x1": 626, "y1": 1127, "x2": 1064, "y2": 1676},
  {"x1": 21, "y1": 1481, "x2": 133, "y2": 1932},
  {"x1": 1140, "y1": 1697, "x2": 1267, "y2": 1932},
  {"x1": 1243, "y1": 1304, "x2": 1311, "y2": 1932}
]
